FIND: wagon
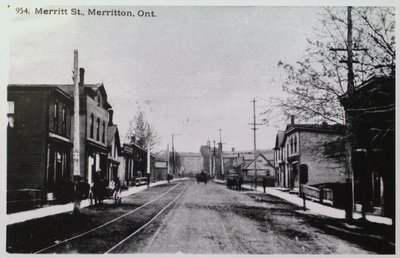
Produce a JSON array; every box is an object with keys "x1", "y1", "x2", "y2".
[{"x1": 196, "y1": 172, "x2": 208, "y2": 184}]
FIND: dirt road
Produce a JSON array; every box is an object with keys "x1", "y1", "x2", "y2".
[
  {"x1": 8, "y1": 180, "x2": 392, "y2": 254},
  {"x1": 115, "y1": 180, "x2": 374, "y2": 254}
]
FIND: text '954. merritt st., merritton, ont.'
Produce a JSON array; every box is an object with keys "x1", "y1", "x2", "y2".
[{"x1": 31, "y1": 8, "x2": 156, "y2": 17}]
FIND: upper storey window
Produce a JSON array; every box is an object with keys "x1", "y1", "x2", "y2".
[{"x1": 90, "y1": 114, "x2": 94, "y2": 138}]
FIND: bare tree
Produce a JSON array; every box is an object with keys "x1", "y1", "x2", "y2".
[
  {"x1": 126, "y1": 110, "x2": 160, "y2": 150},
  {"x1": 264, "y1": 7, "x2": 395, "y2": 126}
]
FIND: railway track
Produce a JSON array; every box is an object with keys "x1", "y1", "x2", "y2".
[{"x1": 34, "y1": 181, "x2": 189, "y2": 254}]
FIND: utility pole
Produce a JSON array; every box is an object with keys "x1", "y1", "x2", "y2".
[
  {"x1": 172, "y1": 134, "x2": 175, "y2": 175},
  {"x1": 208, "y1": 140, "x2": 212, "y2": 176},
  {"x1": 213, "y1": 140, "x2": 216, "y2": 177},
  {"x1": 147, "y1": 141, "x2": 151, "y2": 187},
  {"x1": 171, "y1": 133, "x2": 181, "y2": 175},
  {"x1": 72, "y1": 50, "x2": 80, "y2": 179},
  {"x1": 248, "y1": 98, "x2": 262, "y2": 188},
  {"x1": 167, "y1": 143, "x2": 170, "y2": 175},
  {"x1": 219, "y1": 129, "x2": 224, "y2": 178},
  {"x1": 330, "y1": 6, "x2": 366, "y2": 220}
]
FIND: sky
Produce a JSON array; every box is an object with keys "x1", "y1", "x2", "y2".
[{"x1": 7, "y1": 5, "x2": 324, "y2": 152}]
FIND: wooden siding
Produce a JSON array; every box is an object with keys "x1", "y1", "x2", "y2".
[{"x1": 7, "y1": 90, "x2": 49, "y2": 190}]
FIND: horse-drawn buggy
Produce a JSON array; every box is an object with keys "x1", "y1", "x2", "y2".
[
  {"x1": 226, "y1": 173, "x2": 242, "y2": 190},
  {"x1": 91, "y1": 177, "x2": 122, "y2": 208}
]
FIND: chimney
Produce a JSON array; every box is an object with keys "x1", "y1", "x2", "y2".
[
  {"x1": 79, "y1": 68, "x2": 85, "y2": 86},
  {"x1": 108, "y1": 109, "x2": 114, "y2": 125},
  {"x1": 290, "y1": 115, "x2": 295, "y2": 125}
]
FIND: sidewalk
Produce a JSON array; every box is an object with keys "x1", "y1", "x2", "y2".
[
  {"x1": 213, "y1": 179, "x2": 392, "y2": 226},
  {"x1": 7, "y1": 178, "x2": 189, "y2": 225}
]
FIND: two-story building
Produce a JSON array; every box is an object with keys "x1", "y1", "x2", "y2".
[
  {"x1": 7, "y1": 68, "x2": 112, "y2": 209},
  {"x1": 274, "y1": 116, "x2": 347, "y2": 193},
  {"x1": 340, "y1": 76, "x2": 394, "y2": 218},
  {"x1": 7, "y1": 85, "x2": 74, "y2": 211}
]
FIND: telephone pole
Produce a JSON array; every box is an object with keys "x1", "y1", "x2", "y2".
[
  {"x1": 212, "y1": 140, "x2": 216, "y2": 177},
  {"x1": 167, "y1": 143, "x2": 170, "y2": 175},
  {"x1": 171, "y1": 133, "x2": 181, "y2": 175},
  {"x1": 330, "y1": 6, "x2": 365, "y2": 220},
  {"x1": 248, "y1": 98, "x2": 262, "y2": 188},
  {"x1": 219, "y1": 129, "x2": 224, "y2": 178}
]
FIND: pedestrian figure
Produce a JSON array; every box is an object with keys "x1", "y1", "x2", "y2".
[
  {"x1": 146, "y1": 174, "x2": 150, "y2": 188},
  {"x1": 262, "y1": 177, "x2": 267, "y2": 193},
  {"x1": 73, "y1": 178, "x2": 90, "y2": 214},
  {"x1": 254, "y1": 177, "x2": 258, "y2": 190},
  {"x1": 92, "y1": 171, "x2": 105, "y2": 209},
  {"x1": 238, "y1": 176, "x2": 243, "y2": 190},
  {"x1": 167, "y1": 173, "x2": 172, "y2": 184}
]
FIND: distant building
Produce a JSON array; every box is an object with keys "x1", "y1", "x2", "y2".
[
  {"x1": 233, "y1": 151, "x2": 275, "y2": 184},
  {"x1": 178, "y1": 152, "x2": 203, "y2": 177},
  {"x1": 118, "y1": 144, "x2": 135, "y2": 187},
  {"x1": 117, "y1": 142, "x2": 155, "y2": 186}
]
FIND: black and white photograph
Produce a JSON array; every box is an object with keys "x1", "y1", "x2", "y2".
[{"x1": 2, "y1": 0, "x2": 397, "y2": 255}]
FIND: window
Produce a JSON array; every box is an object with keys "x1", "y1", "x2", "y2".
[
  {"x1": 96, "y1": 118, "x2": 100, "y2": 141},
  {"x1": 54, "y1": 102, "x2": 59, "y2": 132},
  {"x1": 61, "y1": 106, "x2": 67, "y2": 136},
  {"x1": 294, "y1": 135, "x2": 297, "y2": 152},
  {"x1": 102, "y1": 121, "x2": 106, "y2": 143},
  {"x1": 90, "y1": 114, "x2": 94, "y2": 138},
  {"x1": 7, "y1": 101, "x2": 15, "y2": 128},
  {"x1": 266, "y1": 170, "x2": 271, "y2": 176}
]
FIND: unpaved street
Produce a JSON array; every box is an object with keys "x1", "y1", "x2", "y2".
[
  {"x1": 8, "y1": 180, "x2": 393, "y2": 254},
  {"x1": 114, "y1": 180, "x2": 374, "y2": 254}
]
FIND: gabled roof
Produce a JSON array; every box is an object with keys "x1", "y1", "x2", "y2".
[
  {"x1": 274, "y1": 131, "x2": 285, "y2": 149},
  {"x1": 107, "y1": 125, "x2": 118, "y2": 146},
  {"x1": 242, "y1": 152, "x2": 274, "y2": 170},
  {"x1": 107, "y1": 125, "x2": 121, "y2": 156},
  {"x1": 279, "y1": 123, "x2": 345, "y2": 147}
]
